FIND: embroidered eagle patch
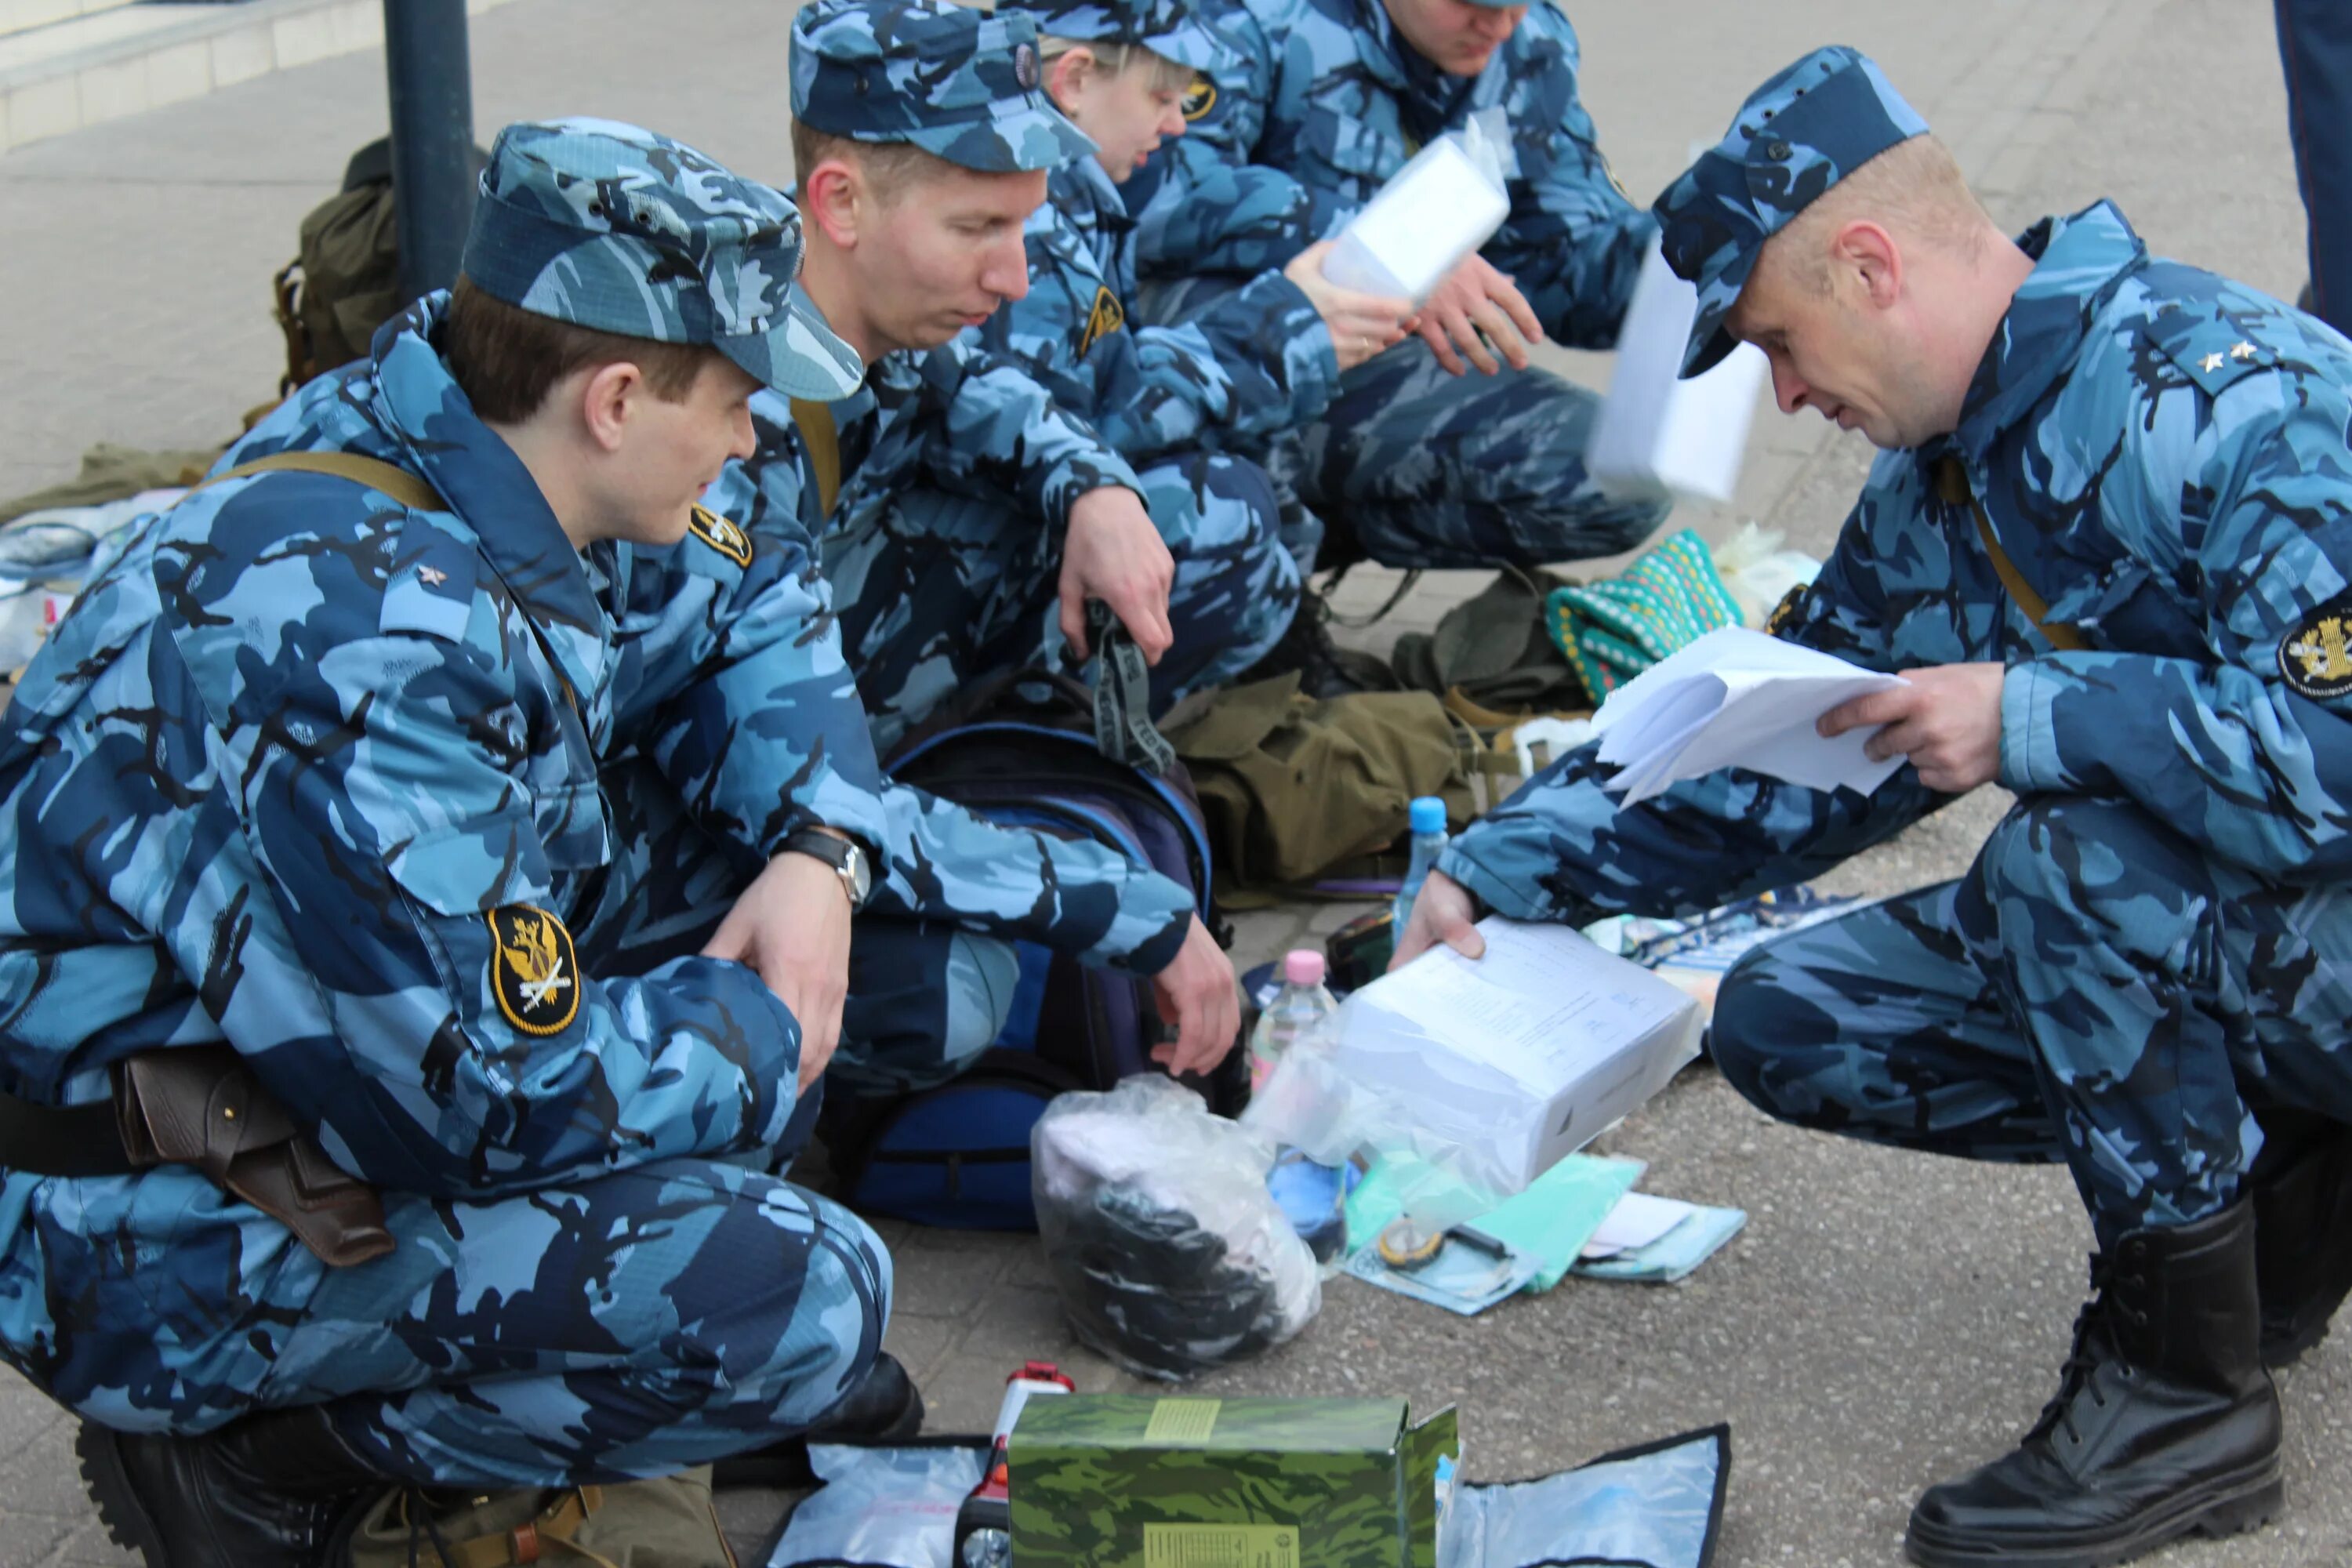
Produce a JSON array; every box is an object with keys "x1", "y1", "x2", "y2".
[
  {"x1": 488, "y1": 905, "x2": 580, "y2": 1036},
  {"x1": 1763, "y1": 583, "x2": 1809, "y2": 636},
  {"x1": 1181, "y1": 75, "x2": 1216, "y2": 122},
  {"x1": 689, "y1": 504, "x2": 752, "y2": 568},
  {"x1": 2281, "y1": 597, "x2": 2352, "y2": 700},
  {"x1": 1079, "y1": 286, "x2": 1127, "y2": 355}
]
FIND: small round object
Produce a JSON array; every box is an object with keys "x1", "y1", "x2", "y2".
[{"x1": 1377, "y1": 1216, "x2": 1445, "y2": 1269}]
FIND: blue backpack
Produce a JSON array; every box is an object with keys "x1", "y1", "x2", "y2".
[{"x1": 828, "y1": 671, "x2": 1240, "y2": 1230}]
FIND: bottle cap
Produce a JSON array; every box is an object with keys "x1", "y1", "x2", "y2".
[
  {"x1": 1409, "y1": 797, "x2": 1447, "y2": 834},
  {"x1": 1283, "y1": 949, "x2": 1326, "y2": 986}
]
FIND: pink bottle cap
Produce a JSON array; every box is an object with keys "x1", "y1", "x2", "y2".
[{"x1": 1283, "y1": 949, "x2": 1326, "y2": 986}]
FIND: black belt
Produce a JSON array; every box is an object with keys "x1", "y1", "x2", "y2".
[{"x1": 0, "y1": 1090, "x2": 140, "y2": 1177}]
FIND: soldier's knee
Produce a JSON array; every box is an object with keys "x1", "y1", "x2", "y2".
[
  {"x1": 767, "y1": 1194, "x2": 894, "y2": 1429},
  {"x1": 939, "y1": 932, "x2": 1020, "y2": 1075},
  {"x1": 1972, "y1": 796, "x2": 2190, "y2": 955},
  {"x1": 1709, "y1": 949, "x2": 1793, "y2": 1116}
]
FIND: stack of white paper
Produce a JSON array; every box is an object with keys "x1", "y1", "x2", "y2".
[
  {"x1": 1588, "y1": 241, "x2": 1770, "y2": 506},
  {"x1": 1592, "y1": 626, "x2": 1909, "y2": 806}
]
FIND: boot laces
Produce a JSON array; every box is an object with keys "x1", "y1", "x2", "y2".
[{"x1": 2026, "y1": 1250, "x2": 2147, "y2": 1449}]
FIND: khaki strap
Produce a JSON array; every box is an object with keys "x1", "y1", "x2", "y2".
[
  {"x1": 1934, "y1": 456, "x2": 2087, "y2": 652},
  {"x1": 178, "y1": 449, "x2": 445, "y2": 514},
  {"x1": 789, "y1": 397, "x2": 844, "y2": 520},
  {"x1": 412, "y1": 1486, "x2": 607, "y2": 1568}
]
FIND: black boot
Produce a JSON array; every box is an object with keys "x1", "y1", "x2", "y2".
[
  {"x1": 78, "y1": 1404, "x2": 386, "y2": 1568},
  {"x1": 1231, "y1": 583, "x2": 1397, "y2": 699},
  {"x1": 2250, "y1": 1114, "x2": 2352, "y2": 1367},
  {"x1": 1904, "y1": 1200, "x2": 2283, "y2": 1568},
  {"x1": 710, "y1": 1351, "x2": 925, "y2": 1489}
]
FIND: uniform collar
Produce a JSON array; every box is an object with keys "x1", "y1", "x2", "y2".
[
  {"x1": 1060, "y1": 154, "x2": 1133, "y2": 234},
  {"x1": 368, "y1": 296, "x2": 615, "y2": 710},
  {"x1": 1348, "y1": 0, "x2": 1486, "y2": 128},
  {"x1": 1952, "y1": 201, "x2": 2150, "y2": 456}
]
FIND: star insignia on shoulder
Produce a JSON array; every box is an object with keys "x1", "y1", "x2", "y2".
[
  {"x1": 416, "y1": 564, "x2": 448, "y2": 586},
  {"x1": 2201, "y1": 351, "x2": 2227, "y2": 373},
  {"x1": 2230, "y1": 340, "x2": 2258, "y2": 361}
]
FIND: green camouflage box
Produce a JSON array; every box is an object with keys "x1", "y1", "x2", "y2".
[{"x1": 1007, "y1": 1395, "x2": 1461, "y2": 1568}]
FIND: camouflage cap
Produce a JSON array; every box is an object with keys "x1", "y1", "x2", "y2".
[
  {"x1": 789, "y1": 0, "x2": 1096, "y2": 173},
  {"x1": 1000, "y1": 0, "x2": 1223, "y2": 74},
  {"x1": 1652, "y1": 46, "x2": 1930, "y2": 376},
  {"x1": 462, "y1": 117, "x2": 862, "y2": 399}
]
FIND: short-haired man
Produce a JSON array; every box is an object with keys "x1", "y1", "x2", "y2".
[
  {"x1": 728, "y1": 0, "x2": 1296, "y2": 751},
  {"x1": 710, "y1": 0, "x2": 1245, "y2": 1087},
  {"x1": 1127, "y1": 0, "x2": 1668, "y2": 578},
  {"x1": 0, "y1": 121, "x2": 931, "y2": 1563},
  {"x1": 1396, "y1": 48, "x2": 2352, "y2": 1567}
]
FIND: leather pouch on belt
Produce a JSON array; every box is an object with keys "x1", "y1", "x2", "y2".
[{"x1": 114, "y1": 1047, "x2": 395, "y2": 1268}]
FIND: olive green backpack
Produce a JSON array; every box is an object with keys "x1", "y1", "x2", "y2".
[{"x1": 337, "y1": 1469, "x2": 736, "y2": 1568}]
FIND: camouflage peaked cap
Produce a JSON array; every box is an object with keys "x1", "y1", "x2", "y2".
[
  {"x1": 790, "y1": 0, "x2": 1096, "y2": 173},
  {"x1": 462, "y1": 117, "x2": 862, "y2": 399},
  {"x1": 1652, "y1": 46, "x2": 1930, "y2": 376},
  {"x1": 1001, "y1": 0, "x2": 1223, "y2": 74}
]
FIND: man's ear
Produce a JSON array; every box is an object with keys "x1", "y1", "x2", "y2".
[
  {"x1": 1046, "y1": 45, "x2": 1096, "y2": 110},
  {"x1": 1832, "y1": 220, "x2": 1904, "y2": 310},
  {"x1": 803, "y1": 158, "x2": 865, "y2": 249},
  {"x1": 579, "y1": 360, "x2": 644, "y2": 455}
]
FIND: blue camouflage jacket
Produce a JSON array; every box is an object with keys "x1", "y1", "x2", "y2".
[
  {"x1": 969, "y1": 154, "x2": 1338, "y2": 463},
  {"x1": 1442, "y1": 202, "x2": 2352, "y2": 920},
  {"x1": 1132, "y1": 0, "x2": 1653, "y2": 348},
  {"x1": 0, "y1": 299, "x2": 1187, "y2": 1202}
]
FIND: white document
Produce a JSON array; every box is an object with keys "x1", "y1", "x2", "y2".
[
  {"x1": 1579, "y1": 1191, "x2": 1695, "y2": 1259},
  {"x1": 1590, "y1": 626, "x2": 1909, "y2": 806},
  {"x1": 1588, "y1": 241, "x2": 1769, "y2": 506}
]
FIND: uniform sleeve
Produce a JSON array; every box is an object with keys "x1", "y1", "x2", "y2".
[
  {"x1": 909, "y1": 343, "x2": 1145, "y2": 537},
  {"x1": 864, "y1": 782, "x2": 1193, "y2": 974},
  {"x1": 981, "y1": 222, "x2": 1338, "y2": 465},
  {"x1": 1997, "y1": 382, "x2": 2352, "y2": 880},
  {"x1": 1438, "y1": 468, "x2": 1960, "y2": 923},
  {"x1": 1480, "y1": 9, "x2": 1656, "y2": 349},
  {"x1": 612, "y1": 473, "x2": 891, "y2": 861},
  {"x1": 232, "y1": 622, "x2": 807, "y2": 1200}
]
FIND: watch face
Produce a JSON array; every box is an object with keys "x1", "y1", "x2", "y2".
[{"x1": 845, "y1": 842, "x2": 872, "y2": 905}]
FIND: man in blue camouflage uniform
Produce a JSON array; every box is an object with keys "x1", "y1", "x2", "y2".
[
  {"x1": 1395, "y1": 49, "x2": 2352, "y2": 1568},
  {"x1": 967, "y1": 0, "x2": 1414, "y2": 592},
  {"x1": 737, "y1": 0, "x2": 1294, "y2": 753},
  {"x1": 1127, "y1": 0, "x2": 1669, "y2": 573},
  {"x1": 0, "y1": 118, "x2": 1214, "y2": 1568}
]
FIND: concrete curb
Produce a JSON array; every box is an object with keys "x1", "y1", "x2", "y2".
[{"x1": 0, "y1": 0, "x2": 524, "y2": 157}]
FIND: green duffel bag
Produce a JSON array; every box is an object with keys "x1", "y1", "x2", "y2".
[{"x1": 338, "y1": 1468, "x2": 736, "y2": 1568}]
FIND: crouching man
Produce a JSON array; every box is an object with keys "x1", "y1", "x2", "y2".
[
  {"x1": 1399, "y1": 49, "x2": 2352, "y2": 1568},
  {"x1": 0, "y1": 120, "x2": 919, "y2": 1565}
]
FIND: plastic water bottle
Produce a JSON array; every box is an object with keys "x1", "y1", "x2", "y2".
[
  {"x1": 1392, "y1": 796, "x2": 1450, "y2": 935},
  {"x1": 1249, "y1": 949, "x2": 1338, "y2": 1096}
]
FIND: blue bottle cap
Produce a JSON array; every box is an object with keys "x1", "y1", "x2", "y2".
[{"x1": 1408, "y1": 797, "x2": 1448, "y2": 834}]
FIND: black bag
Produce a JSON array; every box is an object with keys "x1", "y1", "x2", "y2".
[{"x1": 825, "y1": 672, "x2": 1240, "y2": 1230}]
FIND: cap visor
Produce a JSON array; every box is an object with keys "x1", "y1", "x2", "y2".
[
  {"x1": 1142, "y1": 19, "x2": 1224, "y2": 72},
  {"x1": 1681, "y1": 318, "x2": 1740, "y2": 379},
  {"x1": 720, "y1": 284, "x2": 864, "y2": 400},
  {"x1": 906, "y1": 100, "x2": 1097, "y2": 173}
]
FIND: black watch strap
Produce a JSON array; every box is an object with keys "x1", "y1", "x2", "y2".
[{"x1": 782, "y1": 828, "x2": 866, "y2": 909}]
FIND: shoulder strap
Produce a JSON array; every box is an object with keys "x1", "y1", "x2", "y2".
[
  {"x1": 789, "y1": 397, "x2": 843, "y2": 520},
  {"x1": 177, "y1": 450, "x2": 445, "y2": 514},
  {"x1": 1934, "y1": 456, "x2": 2087, "y2": 653}
]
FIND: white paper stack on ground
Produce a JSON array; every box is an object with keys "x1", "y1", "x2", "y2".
[
  {"x1": 1320, "y1": 118, "x2": 1511, "y2": 302},
  {"x1": 1591, "y1": 626, "x2": 1909, "y2": 806},
  {"x1": 1325, "y1": 918, "x2": 1703, "y2": 1196},
  {"x1": 1588, "y1": 240, "x2": 1770, "y2": 505}
]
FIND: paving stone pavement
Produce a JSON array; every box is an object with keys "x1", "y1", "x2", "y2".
[{"x1": 3, "y1": 1, "x2": 2350, "y2": 1564}]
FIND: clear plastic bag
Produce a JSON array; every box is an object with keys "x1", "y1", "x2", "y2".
[
  {"x1": 764, "y1": 1443, "x2": 985, "y2": 1568},
  {"x1": 1321, "y1": 109, "x2": 1513, "y2": 303},
  {"x1": 1033, "y1": 1076, "x2": 1319, "y2": 1381},
  {"x1": 1710, "y1": 521, "x2": 1820, "y2": 629}
]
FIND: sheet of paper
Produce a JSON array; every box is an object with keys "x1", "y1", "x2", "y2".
[
  {"x1": 1581, "y1": 1191, "x2": 1695, "y2": 1258},
  {"x1": 1588, "y1": 241, "x2": 1768, "y2": 505},
  {"x1": 1589, "y1": 627, "x2": 1908, "y2": 805},
  {"x1": 1366, "y1": 920, "x2": 1693, "y2": 1094}
]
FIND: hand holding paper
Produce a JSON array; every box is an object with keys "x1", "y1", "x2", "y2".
[{"x1": 1592, "y1": 626, "x2": 1911, "y2": 805}]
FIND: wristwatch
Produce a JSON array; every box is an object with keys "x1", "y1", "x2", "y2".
[{"x1": 783, "y1": 827, "x2": 872, "y2": 912}]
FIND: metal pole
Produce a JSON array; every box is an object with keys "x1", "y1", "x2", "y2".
[{"x1": 384, "y1": 0, "x2": 477, "y2": 306}]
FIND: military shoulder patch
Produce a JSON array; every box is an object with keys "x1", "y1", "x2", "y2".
[
  {"x1": 488, "y1": 904, "x2": 580, "y2": 1036},
  {"x1": 1181, "y1": 74, "x2": 1216, "y2": 122},
  {"x1": 2281, "y1": 596, "x2": 2352, "y2": 700},
  {"x1": 1079, "y1": 286, "x2": 1127, "y2": 356},
  {"x1": 2144, "y1": 307, "x2": 2278, "y2": 397},
  {"x1": 1763, "y1": 583, "x2": 1809, "y2": 636},
  {"x1": 688, "y1": 504, "x2": 753, "y2": 568}
]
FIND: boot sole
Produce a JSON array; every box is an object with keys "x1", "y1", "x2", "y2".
[
  {"x1": 1904, "y1": 1457, "x2": 2284, "y2": 1568},
  {"x1": 73, "y1": 1423, "x2": 174, "y2": 1568}
]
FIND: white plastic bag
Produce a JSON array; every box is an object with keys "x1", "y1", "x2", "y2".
[
  {"x1": 1710, "y1": 521, "x2": 1821, "y2": 628},
  {"x1": 1033, "y1": 1076, "x2": 1319, "y2": 1381}
]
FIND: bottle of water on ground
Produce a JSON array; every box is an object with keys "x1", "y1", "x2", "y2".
[
  {"x1": 1392, "y1": 796, "x2": 1450, "y2": 937},
  {"x1": 1251, "y1": 950, "x2": 1352, "y2": 1266}
]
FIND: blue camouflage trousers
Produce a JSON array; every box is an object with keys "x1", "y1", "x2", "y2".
[
  {"x1": 1710, "y1": 797, "x2": 2352, "y2": 1242},
  {"x1": 4, "y1": 762, "x2": 1017, "y2": 1486},
  {"x1": 1142, "y1": 278, "x2": 1669, "y2": 572},
  {"x1": 826, "y1": 449, "x2": 1298, "y2": 752}
]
